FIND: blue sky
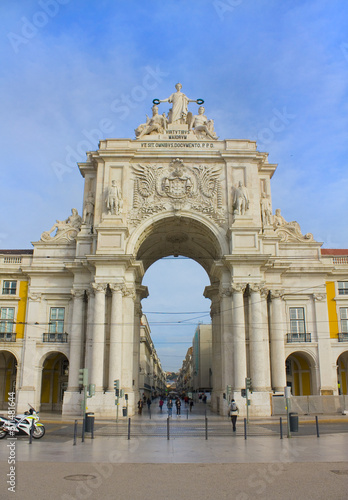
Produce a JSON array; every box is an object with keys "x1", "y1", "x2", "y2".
[{"x1": 1, "y1": 0, "x2": 348, "y2": 371}]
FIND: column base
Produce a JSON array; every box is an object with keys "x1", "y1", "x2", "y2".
[
  {"x1": 63, "y1": 390, "x2": 137, "y2": 418},
  {"x1": 17, "y1": 388, "x2": 37, "y2": 413}
]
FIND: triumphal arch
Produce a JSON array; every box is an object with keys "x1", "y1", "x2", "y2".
[{"x1": 15, "y1": 83, "x2": 342, "y2": 418}]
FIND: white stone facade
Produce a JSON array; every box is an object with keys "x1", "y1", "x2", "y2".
[{"x1": 0, "y1": 88, "x2": 348, "y2": 417}]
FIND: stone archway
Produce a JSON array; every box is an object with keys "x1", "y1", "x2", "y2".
[
  {"x1": 133, "y1": 215, "x2": 225, "y2": 410},
  {"x1": 337, "y1": 351, "x2": 348, "y2": 395},
  {"x1": 41, "y1": 352, "x2": 69, "y2": 412},
  {"x1": 0, "y1": 350, "x2": 17, "y2": 410},
  {"x1": 286, "y1": 352, "x2": 316, "y2": 396}
]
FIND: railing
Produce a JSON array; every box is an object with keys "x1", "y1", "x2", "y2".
[
  {"x1": 0, "y1": 332, "x2": 16, "y2": 342},
  {"x1": 3, "y1": 257, "x2": 22, "y2": 264},
  {"x1": 286, "y1": 332, "x2": 311, "y2": 343},
  {"x1": 43, "y1": 332, "x2": 68, "y2": 343},
  {"x1": 333, "y1": 257, "x2": 348, "y2": 265},
  {"x1": 338, "y1": 333, "x2": 348, "y2": 342}
]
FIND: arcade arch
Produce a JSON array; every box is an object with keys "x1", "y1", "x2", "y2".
[
  {"x1": 337, "y1": 351, "x2": 348, "y2": 395},
  {"x1": 286, "y1": 351, "x2": 316, "y2": 396},
  {"x1": 0, "y1": 350, "x2": 17, "y2": 409},
  {"x1": 40, "y1": 352, "x2": 69, "y2": 412}
]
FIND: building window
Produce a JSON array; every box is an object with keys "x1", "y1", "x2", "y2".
[
  {"x1": 49, "y1": 307, "x2": 65, "y2": 334},
  {"x1": 340, "y1": 308, "x2": 348, "y2": 333},
  {"x1": 2, "y1": 281, "x2": 17, "y2": 295},
  {"x1": 0, "y1": 307, "x2": 15, "y2": 340},
  {"x1": 338, "y1": 282, "x2": 348, "y2": 295},
  {"x1": 290, "y1": 307, "x2": 306, "y2": 334}
]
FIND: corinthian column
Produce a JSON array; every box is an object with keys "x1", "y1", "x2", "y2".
[
  {"x1": 219, "y1": 284, "x2": 233, "y2": 390},
  {"x1": 91, "y1": 283, "x2": 107, "y2": 391},
  {"x1": 270, "y1": 290, "x2": 286, "y2": 391},
  {"x1": 231, "y1": 283, "x2": 247, "y2": 390},
  {"x1": 67, "y1": 289, "x2": 85, "y2": 391},
  {"x1": 122, "y1": 286, "x2": 136, "y2": 392},
  {"x1": 249, "y1": 284, "x2": 268, "y2": 391},
  {"x1": 108, "y1": 283, "x2": 124, "y2": 390}
]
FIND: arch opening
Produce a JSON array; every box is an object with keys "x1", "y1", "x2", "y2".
[
  {"x1": 286, "y1": 352, "x2": 315, "y2": 396},
  {"x1": 40, "y1": 352, "x2": 69, "y2": 412},
  {"x1": 337, "y1": 351, "x2": 348, "y2": 395},
  {"x1": 0, "y1": 350, "x2": 17, "y2": 409}
]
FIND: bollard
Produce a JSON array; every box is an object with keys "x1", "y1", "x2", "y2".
[
  {"x1": 29, "y1": 422, "x2": 33, "y2": 444},
  {"x1": 205, "y1": 417, "x2": 208, "y2": 440},
  {"x1": 82, "y1": 417, "x2": 85, "y2": 443},
  {"x1": 244, "y1": 418, "x2": 247, "y2": 440},
  {"x1": 315, "y1": 415, "x2": 320, "y2": 438},
  {"x1": 91, "y1": 417, "x2": 94, "y2": 440},
  {"x1": 280, "y1": 417, "x2": 283, "y2": 439},
  {"x1": 73, "y1": 420, "x2": 77, "y2": 445},
  {"x1": 167, "y1": 417, "x2": 170, "y2": 440},
  {"x1": 128, "y1": 417, "x2": 131, "y2": 440}
]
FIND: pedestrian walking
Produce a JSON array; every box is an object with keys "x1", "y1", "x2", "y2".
[
  {"x1": 167, "y1": 398, "x2": 173, "y2": 417},
  {"x1": 202, "y1": 393, "x2": 207, "y2": 404},
  {"x1": 147, "y1": 398, "x2": 152, "y2": 411},
  {"x1": 159, "y1": 398, "x2": 164, "y2": 413},
  {"x1": 137, "y1": 399, "x2": 143, "y2": 415},
  {"x1": 175, "y1": 397, "x2": 181, "y2": 415},
  {"x1": 189, "y1": 399, "x2": 194, "y2": 412},
  {"x1": 229, "y1": 399, "x2": 239, "y2": 431}
]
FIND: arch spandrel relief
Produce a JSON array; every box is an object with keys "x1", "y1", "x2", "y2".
[{"x1": 129, "y1": 158, "x2": 225, "y2": 227}]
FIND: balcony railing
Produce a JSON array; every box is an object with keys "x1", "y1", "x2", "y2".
[
  {"x1": 0, "y1": 332, "x2": 16, "y2": 342},
  {"x1": 338, "y1": 333, "x2": 348, "y2": 342},
  {"x1": 286, "y1": 333, "x2": 311, "y2": 343},
  {"x1": 43, "y1": 333, "x2": 68, "y2": 343}
]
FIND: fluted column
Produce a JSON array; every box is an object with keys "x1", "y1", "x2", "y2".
[
  {"x1": 314, "y1": 293, "x2": 336, "y2": 394},
  {"x1": 232, "y1": 283, "x2": 247, "y2": 390},
  {"x1": 204, "y1": 285, "x2": 221, "y2": 411},
  {"x1": 84, "y1": 288, "x2": 95, "y2": 383},
  {"x1": 67, "y1": 289, "x2": 85, "y2": 391},
  {"x1": 122, "y1": 285, "x2": 136, "y2": 392},
  {"x1": 249, "y1": 284, "x2": 268, "y2": 391},
  {"x1": 219, "y1": 284, "x2": 233, "y2": 390},
  {"x1": 261, "y1": 288, "x2": 272, "y2": 390},
  {"x1": 108, "y1": 283, "x2": 124, "y2": 390},
  {"x1": 270, "y1": 290, "x2": 286, "y2": 391},
  {"x1": 91, "y1": 283, "x2": 107, "y2": 391}
]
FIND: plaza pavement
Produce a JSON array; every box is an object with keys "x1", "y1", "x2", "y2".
[{"x1": 0, "y1": 403, "x2": 347, "y2": 499}]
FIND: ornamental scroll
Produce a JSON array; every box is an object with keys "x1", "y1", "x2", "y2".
[{"x1": 129, "y1": 158, "x2": 225, "y2": 226}]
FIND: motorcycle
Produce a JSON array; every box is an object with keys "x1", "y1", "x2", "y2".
[{"x1": 0, "y1": 404, "x2": 45, "y2": 439}]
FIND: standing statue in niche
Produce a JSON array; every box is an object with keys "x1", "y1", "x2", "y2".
[
  {"x1": 83, "y1": 192, "x2": 95, "y2": 227},
  {"x1": 135, "y1": 105, "x2": 167, "y2": 138},
  {"x1": 260, "y1": 192, "x2": 272, "y2": 228},
  {"x1": 106, "y1": 180, "x2": 123, "y2": 215},
  {"x1": 232, "y1": 181, "x2": 250, "y2": 215},
  {"x1": 189, "y1": 106, "x2": 218, "y2": 140},
  {"x1": 157, "y1": 83, "x2": 200, "y2": 124}
]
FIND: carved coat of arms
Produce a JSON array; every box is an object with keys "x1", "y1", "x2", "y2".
[{"x1": 129, "y1": 158, "x2": 225, "y2": 225}]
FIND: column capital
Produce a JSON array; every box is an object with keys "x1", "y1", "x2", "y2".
[
  {"x1": 249, "y1": 283, "x2": 265, "y2": 293},
  {"x1": 109, "y1": 282, "x2": 125, "y2": 294},
  {"x1": 92, "y1": 282, "x2": 108, "y2": 293},
  {"x1": 28, "y1": 292, "x2": 42, "y2": 302},
  {"x1": 71, "y1": 289, "x2": 85, "y2": 299},
  {"x1": 231, "y1": 282, "x2": 247, "y2": 293},
  {"x1": 270, "y1": 289, "x2": 284, "y2": 299},
  {"x1": 219, "y1": 284, "x2": 232, "y2": 298},
  {"x1": 123, "y1": 285, "x2": 136, "y2": 300},
  {"x1": 313, "y1": 293, "x2": 326, "y2": 302}
]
